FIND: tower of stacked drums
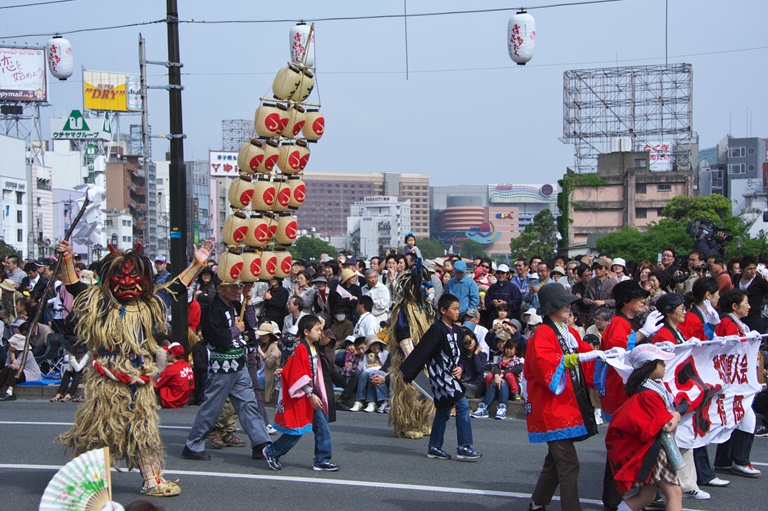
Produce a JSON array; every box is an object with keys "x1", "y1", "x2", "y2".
[{"x1": 218, "y1": 23, "x2": 324, "y2": 285}]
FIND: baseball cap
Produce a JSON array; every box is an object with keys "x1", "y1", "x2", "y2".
[
  {"x1": 154, "y1": 255, "x2": 167, "y2": 263},
  {"x1": 453, "y1": 260, "x2": 467, "y2": 273},
  {"x1": 163, "y1": 342, "x2": 185, "y2": 358},
  {"x1": 592, "y1": 259, "x2": 610, "y2": 269},
  {"x1": 497, "y1": 264, "x2": 510, "y2": 273}
]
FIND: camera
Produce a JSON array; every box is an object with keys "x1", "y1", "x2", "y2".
[{"x1": 686, "y1": 219, "x2": 733, "y2": 243}]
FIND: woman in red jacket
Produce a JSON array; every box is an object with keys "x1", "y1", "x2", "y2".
[
  {"x1": 650, "y1": 293, "x2": 687, "y2": 345},
  {"x1": 712, "y1": 288, "x2": 762, "y2": 478},
  {"x1": 678, "y1": 277, "x2": 720, "y2": 341}
]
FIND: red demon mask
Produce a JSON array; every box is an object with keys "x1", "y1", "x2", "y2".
[{"x1": 109, "y1": 260, "x2": 146, "y2": 301}]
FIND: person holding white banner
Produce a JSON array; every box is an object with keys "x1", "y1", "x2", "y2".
[
  {"x1": 605, "y1": 344, "x2": 683, "y2": 511},
  {"x1": 524, "y1": 284, "x2": 600, "y2": 511},
  {"x1": 712, "y1": 288, "x2": 762, "y2": 478}
]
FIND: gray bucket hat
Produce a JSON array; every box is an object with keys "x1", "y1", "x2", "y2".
[{"x1": 537, "y1": 283, "x2": 579, "y2": 318}]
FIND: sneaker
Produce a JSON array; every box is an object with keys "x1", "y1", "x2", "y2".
[
  {"x1": 471, "y1": 403, "x2": 489, "y2": 419},
  {"x1": 594, "y1": 409, "x2": 604, "y2": 425},
  {"x1": 364, "y1": 401, "x2": 376, "y2": 413},
  {"x1": 376, "y1": 401, "x2": 390, "y2": 414},
  {"x1": 181, "y1": 446, "x2": 211, "y2": 461},
  {"x1": 222, "y1": 432, "x2": 246, "y2": 447},
  {"x1": 350, "y1": 401, "x2": 364, "y2": 412},
  {"x1": 512, "y1": 393, "x2": 522, "y2": 401},
  {"x1": 732, "y1": 463, "x2": 761, "y2": 477},
  {"x1": 495, "y1": 403, "x2": 507, "y2": 420},
  {"x1": 266, "y1": 424, "x2": 278, "y2": 435},
  {"x1": 755, "y1": 424, "x2": 768, "y2": 437},
  {"x1": 427, "y1": 446, "x2": 452, "y2": 460},
  {"x1": 0, "y1": 393, "x2": 16, "y2": 401},
  {"x1": 313, "y1": 460, "x2": 340, "y2": 471},
  {"x1": 456, "y1": 445, "x2": 482, "y2": 461},
  {"x1": 703, "y1": 477, "x2": 730, "y2": 487},
  {"x1": 207, "y1": 430, "x2": 225, "y2": 450},
  {"x1": 262, "y1": 445, "x2": 282, "y2": 471},
  {"x1": 683, "y1": 489, "x2": 710, "y2": 500}
]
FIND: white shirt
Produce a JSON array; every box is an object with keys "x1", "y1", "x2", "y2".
[
  {"x1": 283, "y1": 311, "x2": 308, "y2": 335},
  {"x1": 473, "y1": 323, "x2": 490, "y2": 358},
  {"x1": 362, "y1": 281, "x2": 391, "y2": 321},
  {"x1": 353, "y1": 311, "x2": 380, "y2": 337}
]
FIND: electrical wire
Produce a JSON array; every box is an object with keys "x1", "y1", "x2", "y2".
[
  {"x1": 0, "y1": 0, "x2": 74, "y2": 10},
  {"x1": 1, "y1": 19, "x2": 165, "y2": 39}
]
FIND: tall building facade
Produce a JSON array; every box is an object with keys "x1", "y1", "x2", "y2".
[
  {"x1": 347, "y1": 196, "x2": 412, "y2": 258},
  {"x1": 299, "y1": 172, "x2": 429, "y2": 240},
  {"x1": 698, "y1": 136, "x2": 766, "y2": 215},
  {"x1": 185, "y1": 160, "x2": 213, "y2": 247}
]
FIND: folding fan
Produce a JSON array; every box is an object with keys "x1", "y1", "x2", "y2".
[{"x1": 39, "y1": 447, "x2": 123, "y2": 511}]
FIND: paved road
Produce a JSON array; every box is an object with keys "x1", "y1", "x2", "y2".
[{"x1": 1, "y1": 401, "x2": 764, "y2": 511}]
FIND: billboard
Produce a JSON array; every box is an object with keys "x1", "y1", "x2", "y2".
[
  {"x1": 209, "y1": 150, "x2": 240, "y2": 177},
  {"x1": 488, "y1": 184, "x2": 558, "y2": 204},
  {"x1": 52, "y1": 110, "x2": 112, "y2": 141},
  {"x1": 641, "y1": 141, "x2": 673, "y2": 172},
  {"x1": 83, "y1": 70, "x2": 142, "y2": 112},
  {"x1": 0, "y1": 46, "x2": 47, "y2": 102}
]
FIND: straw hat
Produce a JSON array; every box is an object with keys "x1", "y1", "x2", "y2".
[
  {"x1": 0, "y1": 279, "x2": 17, "y2": 292},
  {"x1": 340, "y1": 268, "x2": 357, "y2": 284}
]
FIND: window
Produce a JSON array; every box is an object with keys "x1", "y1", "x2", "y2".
[
  {"x1": 657, "y1": 184, "x2": 672, "y2": 192},
  {"x1": 748, "y1": 147, "x2": 756, "y2": 156},
  {"x1": 636, "y1": 208, "x2": 647, "y2": 219},
  {"x1": 635, "y1": 183, "x2": 647, "y2": 194},
  {"x1": 748, "y1": 164, "x2": 756, "y2": 172},
  {"x1": 657, "y1": 208, "x2": 664, "y2": 217},
  {"x1": 16, "y1": 210, "x2": 22, "y2": 223},
  {"x1": 15, "y1": 191, "x2": 22, "y2": 205},
  {"x1": 634, "y1": 159, "x2": 647, "y2": 168},
  {"x1": 728, "y1": 147, "x2": 745, "y2": 158},
  {"x1": 728, "y1": 163, "x2": 746, "y2": 175},
  {"x1": 17, "y1": 229, "x2": 22, "y2": 242}
]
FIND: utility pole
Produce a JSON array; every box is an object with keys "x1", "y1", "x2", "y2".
[{"x1": 166, "y1": 0, "x2": 188, "y2": 350}]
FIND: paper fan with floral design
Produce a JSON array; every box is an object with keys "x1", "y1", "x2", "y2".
[{"x1": 39, "y1": 447, "x2": 122, "y2": 511}]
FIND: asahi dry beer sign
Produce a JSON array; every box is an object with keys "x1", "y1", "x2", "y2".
[{"x1": 83, "y1": 70, "x2": 141, "y2": 112}]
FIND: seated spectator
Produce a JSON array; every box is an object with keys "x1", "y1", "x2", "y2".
[
  {"x1": 585, "y1": 307, "x2": 613, "y2": 342},
  {"x1": 471, "y1": 339, "x2": 524, "y2": 420},
  {"x1": 0, "y1": 333, "x2": 42, "y2": 401},
  {"x1": 338, "y1": 336, "x2": 366, "y2": 411},
  {"x1": 490, "y1": 303, "x2": 513, "y2": 341},
  {"x1": 463, "y1": 308, "x2": 490, "y2": 357},
  {"x1": 255, "y1": 321, "x2": 281, "y2": 404},
  {"x1": 352, "y1": 334, "x2": 390, "y2": 413},
  {"x1": 154, "y1": 342, "x2": 194, "y2": 408},
  {"x1": 330, "y1": 306, "x2": 354, "y2": 348},
  {"x1": 23, "y1": 320, "x2": 52, "y2": 359},
  {"x1": 50, "y1": 343, "x2": 89, "y2": 402},
  {"x1": 458, "y1": 327, "x2": 488, "y2": 398}
]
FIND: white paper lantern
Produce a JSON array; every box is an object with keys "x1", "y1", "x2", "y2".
[
  {"x1": 46, "y1": 35, "x2": 74, "y2": 80},
  {"x1": 290, "y1": 22, "x2": 315, "y2": 68},
  {"x1": 507, "y1": 11, "x2": 535, "y2": 65}
]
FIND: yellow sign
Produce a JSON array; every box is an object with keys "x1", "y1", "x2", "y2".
[{"x1": 83, "y1": 70, "x2": 141, "y2": 112}]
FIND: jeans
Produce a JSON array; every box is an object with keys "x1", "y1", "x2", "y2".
[
  {"x1": 356, "y1": 370, "x2": 389, "y2": 403},
  {"x1": 694, "y1": 446, "x2": 717, "y2": 484},
  {"x1": 270, "y1": 408, "x2": 332, "y2": 464},
  {"x1": 429, "y1": 397, "x2": 473, "y2": 450},
  {"x1": 482, "y1": 379, "x2": 510, "y2": 407}
]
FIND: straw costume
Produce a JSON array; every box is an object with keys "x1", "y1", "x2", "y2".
[
  {"x1": 386, "y1": 261, "x2": 436, "y2": 439},
  {"x1": 57, "y1": 240, "x2": 211, "y2": 497}
]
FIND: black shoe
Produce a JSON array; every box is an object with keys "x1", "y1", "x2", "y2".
[
  {"x1": 181, "y1": 446, "x2": 211, "y2": 461},
  {"x1": 252, "y1": 446, "x2": 265, "y2": 459},
  {"x1": 335, "y1": 401, "x2": 350, "y2": 411},
  {"x1": 0, "y1": 393, "x2": 16, "y2": 401},
  {"x1": 313, "y1": 460, "x2": 340, "y2": 471}
]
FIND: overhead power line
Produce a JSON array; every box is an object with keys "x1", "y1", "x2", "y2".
[{"x1": 0, "y1": 0, "x2": 74, "y2": 10}]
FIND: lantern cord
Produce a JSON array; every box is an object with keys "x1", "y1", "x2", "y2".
[{"x1": 403, "y1": 0, "x2": 409, "y2": 80}]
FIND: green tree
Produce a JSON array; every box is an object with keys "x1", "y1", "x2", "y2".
[
  {"x1": 0, "y1": 240, "x2": 21, "y2": 259},
  {"x1": 287, "y1": 236, "x2": 337, "y2": 262},
  {"x1": 418, "y1": 238, "x2": 446, "y2": 259},
  {"x1": 597, "y1": 219, "x2": 691, "y2": 262},
  {"x1": 460, "y1": 239, "x2": 488, "y2": 260},
  {"x1": 661, "y1": 194, "x2": 737, "y2": 229},
  {"x1": 509, "y1": 209, "x2": 558, "y2": 261},
  {"x1": 594, "y1": 227, "x2": 644, "y2": 260}
]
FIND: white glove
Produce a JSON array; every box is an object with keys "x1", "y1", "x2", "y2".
[
  {"x1": 703, "y1": 300, "x2": 721, "y2": 325},
  {"x1": 654, "y1": 341, "x2": 677, "y2": 352},
  {"x1": 747, "y1": 330, "x2": 763, "y2": 342},
  {"x1": 686, "y1": 337, "x2": 703, "y2": 346},
  {"x1": 578, "y1": 350, "x2": 606, "y2": 364},
  {"x1": 603, "y1": 347, "x2": 626, "y2": 359},
  {"x1": 639, "y1": 310, "x2": 665, "y2": 338}
]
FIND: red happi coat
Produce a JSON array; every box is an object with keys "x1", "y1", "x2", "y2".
[
  {"x1": 600, "y1": 314, "x2": 636, "y2": 414},
  {"x1": 274, "y1": 340, "x2": 328, "y2": 435},
  {"x1": 679, "y1": 310, "x2": 706, "y2": 341},
  {"x1": 524, "y1": 323, "x2": 596, "y2": 443},
  {"x1": 605, "y1": 389, "x2": 673, "y2": 494},
  {"x1": 715, "y1": 317, "x2": 746, "y2": 337}
]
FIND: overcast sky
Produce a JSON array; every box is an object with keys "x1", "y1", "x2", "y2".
[{"x1": 1, "y1": 0, "x2": 766, "y2": 186}]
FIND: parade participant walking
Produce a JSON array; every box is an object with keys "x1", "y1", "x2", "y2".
[
  {"x1": 605, "y1": 344, "x2": 683, "y2": 511},
  {"x1": 524, "y1": 284, "x2": 600, "y2": 511},
  {"x1": 56, "y1": 239, "x2": 213, "y2": 497},
  {"x1": 400, "y1": 293, "x2": 482, "y2": 462},
  {"x1": 264, "y1": 315, "x2": 340, "y2": 471},
  {"x1": 182, "y1": 280, "x2": 273, "y2": 466}
]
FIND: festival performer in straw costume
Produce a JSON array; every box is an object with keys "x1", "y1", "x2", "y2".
[
  {"x1": 386, "y1": 259, "x2": 436, "y2": 438},
  {"x1": 56, "y1": 238, "x2": 212, "y2": 497}
]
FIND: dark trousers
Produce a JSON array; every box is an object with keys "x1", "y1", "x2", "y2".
[
  {"x1": 339, "y1": 370, "x2": 360, "y2": 405},
  {"x1": 602, "y1": 456, "x2": 623, "y2": 508},
  {"x1": 0, "y1": 366, "x2": 24, "y2": 388},
  {"x1": 531, "y1": 439, "x2": 582, "y2": 511},
  {"x1": 694, "y1": 446, "x2": 717, "y2": 484},
  {"x1": 715, "y1": 429, "x2": 754, "y2": 467},
  {"x1": 56, "y1": 370, "x2": 82, "y2": 397}
]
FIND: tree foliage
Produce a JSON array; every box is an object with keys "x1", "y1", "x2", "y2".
[
  {"x1": 509, "y1": 209, "x2": 558, "y2": 261},
  {"x1": 418, "y1": 238, "x2": 446, "y2": 260},
  {"x1": 460, "y1": 239, "x2": 488, "y2": 260},
  {"x1": 287, "y1": 236, "x2": 337, "y2": 262},
  {"x1": 0, "y1": 240, "x2": 21, "y2": 259},
  {"x1": 661, "y1": 194, "x2": 737, "y2": 230}
]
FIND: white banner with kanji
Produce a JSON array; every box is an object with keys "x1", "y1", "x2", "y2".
[{"x1": 605, "y1": 338, "x2": 762, "y2": 449}]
